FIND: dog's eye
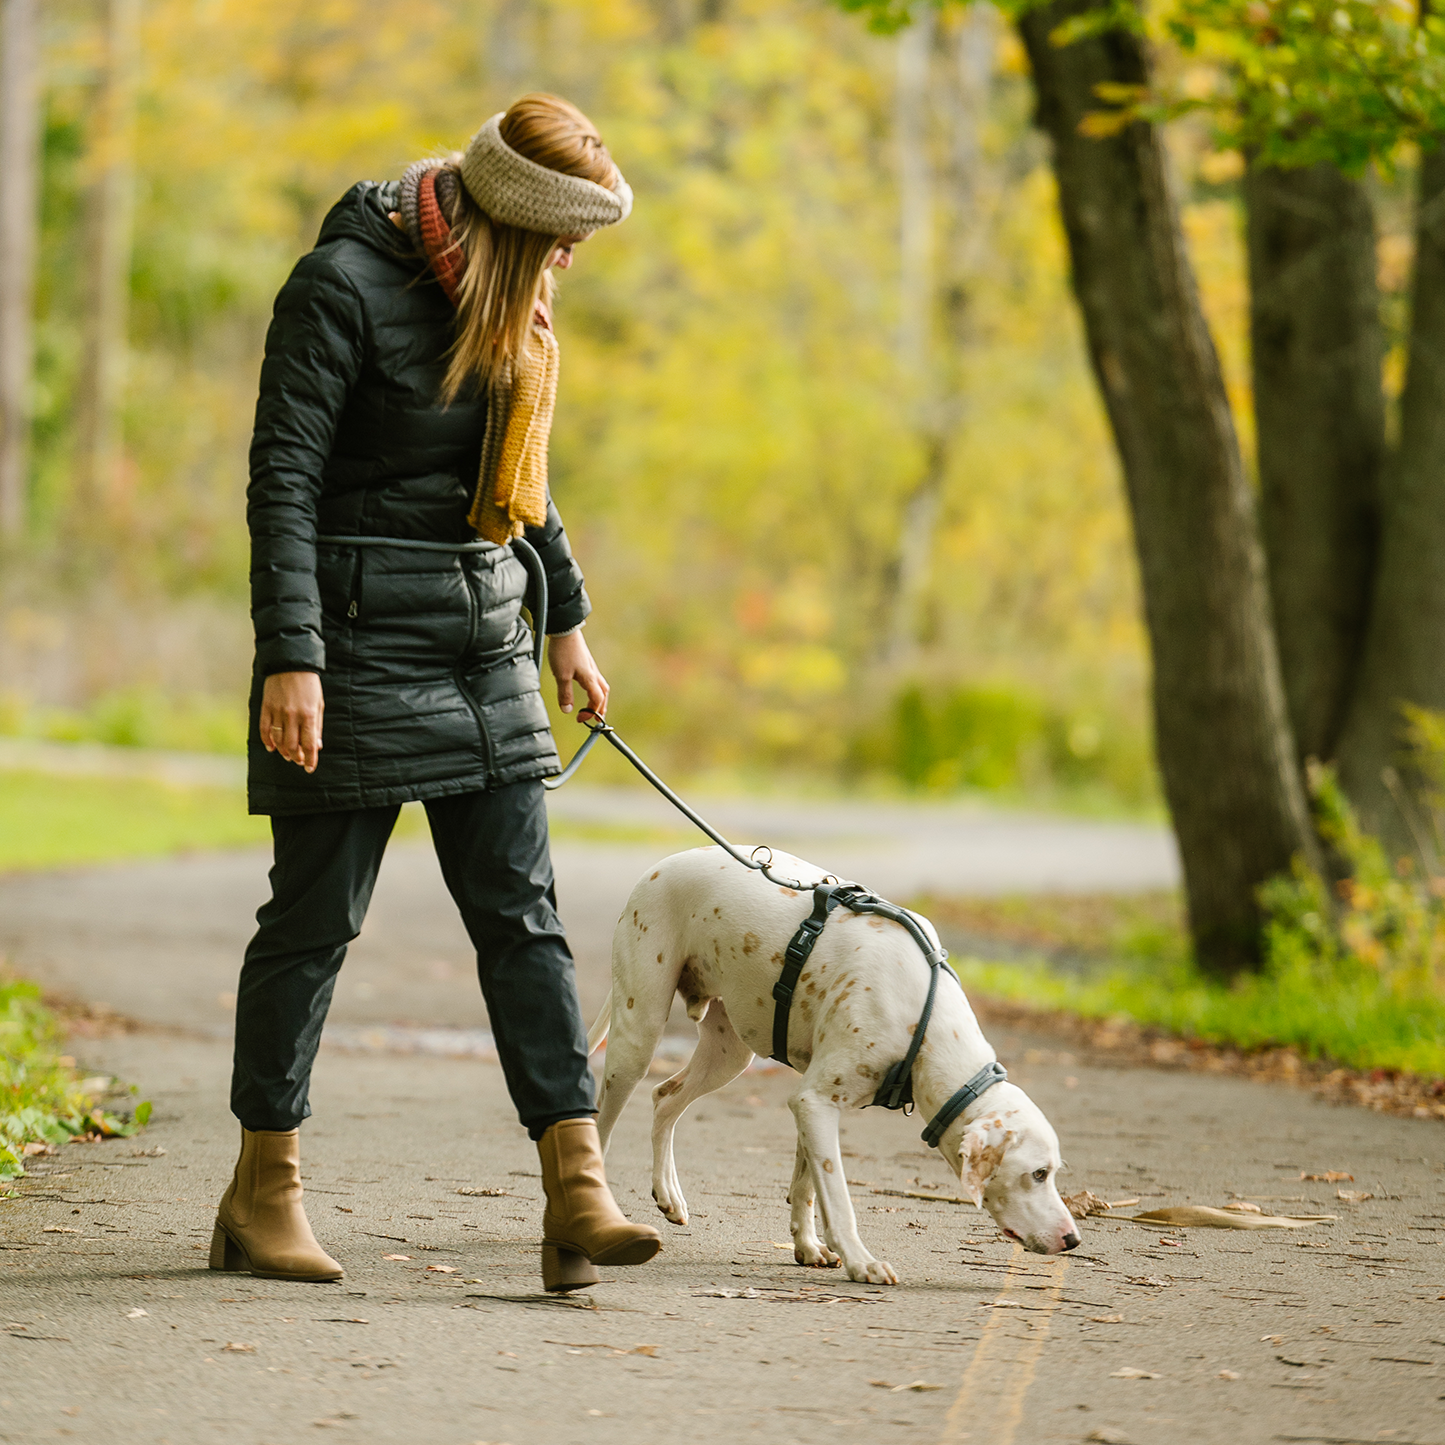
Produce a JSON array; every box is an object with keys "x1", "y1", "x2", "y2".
[{"x1": 1032, "y1": 1167, "x2": 1049, "y2": 1183}]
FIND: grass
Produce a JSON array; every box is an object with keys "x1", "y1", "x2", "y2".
[
  {"x1": 0, "y1": 770, "x2": 271, "y2": 871},
  {"x1": 925, "y1": 886, "x2": 1445, "y2": 1078},
  {"x1": 0, "y1": 979, "x2": 148, "y2": 1179}
]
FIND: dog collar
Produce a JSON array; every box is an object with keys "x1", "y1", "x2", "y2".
[{"x1": 920, "y1": 1061, "x2": 1009, "y2": 1149}]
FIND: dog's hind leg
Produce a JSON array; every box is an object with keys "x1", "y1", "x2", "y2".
[
  {"x1": 787, "y1": 1137, "x2": 840, "y2": 1268},
  {"x1": 790, "y1": 1087, "x2": 898, "y2": 1285},
  {"x1": 594, "y1": 942, "x2": 679, "y2": 1155},
  {"x1": 649, "y1": 998, "x2": 753, "y2": 1227}
]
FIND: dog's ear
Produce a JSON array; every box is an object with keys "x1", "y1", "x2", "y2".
[{"x1": 958, "y1": 1126, "x2": 1008, "y2": 1207}]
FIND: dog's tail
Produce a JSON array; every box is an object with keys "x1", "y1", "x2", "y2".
[{"x1": 585, "y1": 991, "x2": 613, "y2": 1055}]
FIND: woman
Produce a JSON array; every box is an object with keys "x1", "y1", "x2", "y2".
[{"x1": 211, "y1": 94, "x2": 660, "y2": 1295}]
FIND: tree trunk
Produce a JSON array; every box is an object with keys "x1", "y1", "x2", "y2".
[
  {"x1": 73, "y1": 0, "x2": 139, "y2": 530},
  {"x1": 1245, "y1": 162, "x2": 1383, "y2": 766},
  {"x1": 1336, "y1": 143, "x2": 1445, "y2": 849},
  {"x1": 0, "y1": 0, "x2": 40, "y2": 542},
  {"x1": 1018, "y1": 0, "x2": 1317, "y2": 976}
]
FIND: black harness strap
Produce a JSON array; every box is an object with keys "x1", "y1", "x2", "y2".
[
  {"x1": 920, "y1": 1061, "x2": 1009, "y2": 1148},
  {"x1": 772, "y1": 884, "x2": 854, "y2": 1065}
]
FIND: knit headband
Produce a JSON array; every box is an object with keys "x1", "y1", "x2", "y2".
[{"x1": 458, "y1": 113, "x2": 632, "y2": 235}]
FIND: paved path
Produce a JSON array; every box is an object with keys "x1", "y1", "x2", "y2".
[
  {"x1": 1, "y1": 772, "x2": 1442, "y2": 1442},
  {"x1": 2, "y1": 1029, "x2": 1442, "y2": 1445},
  {"x1": 0, "y1": 782, "x2": 1177, "y2": 1037}
]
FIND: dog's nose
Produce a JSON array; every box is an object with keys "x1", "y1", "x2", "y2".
[{"x1": 1061, "y1": 1231, "x2": 1081, "y2": 1251}]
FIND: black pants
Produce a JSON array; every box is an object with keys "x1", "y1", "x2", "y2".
[{"x1": 230, "y1": 781, "x2": 595, "y2": 1139}]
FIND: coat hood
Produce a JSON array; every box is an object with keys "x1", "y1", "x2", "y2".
[{"x1": 314, "y1": 180, "x2": 414, "y2": 262}]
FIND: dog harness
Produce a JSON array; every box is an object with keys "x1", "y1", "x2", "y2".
[
  {"x1": 510, "y1": 558, "x2": 1011, "y2": 1153},
  {"x1": 769, "y1": 882, "x2": 1008, "y2": 1146}
]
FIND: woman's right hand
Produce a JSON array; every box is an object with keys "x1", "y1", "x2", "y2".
[{"x1": 260, "y1": 671, "x2": 324, "y2": 773}]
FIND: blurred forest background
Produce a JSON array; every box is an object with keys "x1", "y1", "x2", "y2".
[{"x1": 0, "y1": 0, "x2": 1299, "y2": 805}]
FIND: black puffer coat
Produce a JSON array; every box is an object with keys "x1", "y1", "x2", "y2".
[{"x1": 246, "y1": 181, "x2": 590, "y2": 816}]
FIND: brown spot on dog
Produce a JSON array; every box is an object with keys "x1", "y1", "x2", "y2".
[
  {"x1": 856, "y1": 1062, "x2": 876, "y2": 1078},
  {"x1": 650, "y1": 870, "x2": 659, "y2": 880},
  {"x1": 779, "y1": 887, "x2": 798, "y2": 897},
  {"x1": 627, "y1": 997, "x2": 635, "y2": 1009},
  {"x1": 866, "y1": 1041, "x2": 875, "y2": 1048},
  {"x1": 713, "y1": 907, "x2": 721, "y2": 916},
  {"x1": 757, "y1": 997, "x2": 765, "y2": 1008},
  {"x1": 655, "y1": 1076, "x2": 683, "y2": 1098},
  {"x1": 907, "y1": 1023, "x2": 916, "y2": 1035},
  {"x1": 742, "y1": 931, "x2": 761, "y2": 955},
  {"x1": 657, "y1": 953, "x2": 664, "y2": 963},
  {"x1": 832, "y1": 1076, "x2": 842, "y2": 1086},
  {"x1": 771, "y1": 951, "x2": 783, "y2": 965},
  {"x1": 821, "y1": 1159, "x2": 834, "y2": 1173},
  {"x1": 633, "y1": 910, "x2": 639, "y2": 926}
]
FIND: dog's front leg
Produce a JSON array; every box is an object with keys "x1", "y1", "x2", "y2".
[
  {"x1": 788, "y1": 1137, "x2": 839, "y2": 1268},
  {"x1": 790, "y1": 1088, "x2": 898, "y2": 1285}
]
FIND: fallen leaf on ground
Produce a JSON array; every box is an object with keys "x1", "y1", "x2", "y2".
[
  {"x1": 125, "y1": 1308, "x2": 147, "y2": 1319},
  {"x1": 1063, "y1": 1190, "x2": 1112, "y2": 1219},
  {"x1": 334, "y1": 1206, "x2": 352, "y2": 1213},
  {"x1": 1086, "y1": 1430, "x2": 1131, "y2": 1444},
  {"x1": 457, "y1": 1186, "x2": 509, "y2": 1197},
  {"x1": 381, "y1": 1254, "x2": 411, "y2": 1261},
  {"x1": 133, "y1": 1146, "x2": 166, "y2": 1157},
  {"x1": 1126, "y1": 1276, "x2": 1171, "y2": 1288},
  {"x1": 41, "y1": 1226, "x2": 78, "y2": 1234},
  {"x1": 889, "y1": 1380, "x2": 943, "y2": 1392},
  {"x1": 425, "y1": 1265, "x2": 458, "y2": 1274},
  {"x1": 22, "y1": 1142, "x2": 54, "y2": 1157},
  {"x1": 1220, "y1": 1202, "x2": 1262, "y2": 1214},
  {"x1": 1217, "y1": 1370, "x2": 1239, "y2": 1379},
  {"x1": 1300, "y1": 1170, "x2": 1352, "y2": 1182},
  {"x1": 1260, "y1": 1335, "x2": 1282, "y2": 1344},
  {"x1": 222, "y1": 1342, "x2": 255, "y2": 1353},
  {"x1": 696, "y1": 1287, "x2": 760, "y2": 1299},
  {"x1": 1091, "y1": 1314, "x2": 1124, "y2": 1323},
  {"x1": 1336, "y1": 1189, "x2": 1374, "y2": 1203},
  {"x1": 1158, "y1": 1238, "x2": 1182, "y2": 1247},
  {"x1": 1130, "y1": 1206, "x2": 1334, "y2": 1230},
  {"x1": 1109, "y1": 1366, "x2": 1160, "y2": 1379},
  {"x1": 631, "y1": 1344, "x2": 659, "y2": 1356}
]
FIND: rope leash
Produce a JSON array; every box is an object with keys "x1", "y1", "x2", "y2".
[
  {"x1": 543, "y1": 706, "x2": 1008, "y2": 1146},
  {"x1": 510, "y1": 534, "x2": 1008, "y2": 1144}
]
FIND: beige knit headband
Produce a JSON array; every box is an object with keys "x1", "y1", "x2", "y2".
[{"x1": 459, "y1": 112, "x2": 632, "y2": 235}]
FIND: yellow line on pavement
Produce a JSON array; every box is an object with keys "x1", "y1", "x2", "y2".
[{"x1": 939, "y1": 1246, "x2": 1070, "y2": 1445}]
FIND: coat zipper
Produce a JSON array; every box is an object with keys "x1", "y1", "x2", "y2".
[
  {"x1": 346, "y1": 549, "x2": 363, "y2": 622},
  {"x1": 452, "y1": 556, "x2": 495, "y2": 776}
]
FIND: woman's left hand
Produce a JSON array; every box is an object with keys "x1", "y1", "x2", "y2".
[{"x1": 548, "y1": 630, "x2": 609, "y2": 718}]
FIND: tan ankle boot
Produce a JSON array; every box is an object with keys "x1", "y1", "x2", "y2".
[
  {"x1": 537, "y1": 1117, "x2": 661, "y2": 1292},
  {"x1": 210, "y1": 1127, "x2": 343, "y2": 1282}
]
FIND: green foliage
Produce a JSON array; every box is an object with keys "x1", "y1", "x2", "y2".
[
  {"x1": 853, "y1": 679, "x2": 1156, "y2": 802},
  {"x1": 1, "y1": 981, "x2": 148, "y2": 1180},
  {"x1": 1164, "y1": 0, "x2": 1445, "y2": 171},
  {"x1": 0, "y1": 688, "x2": 246, "y2": 755}
]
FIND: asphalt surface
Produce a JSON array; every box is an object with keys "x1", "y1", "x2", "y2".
[
  {"x1": 2, "y1": 777, "x2": 1443, "y2": 1444},
  {"x1": 2, "y1": 1031, "x2": 1442, "y2": 1445}
]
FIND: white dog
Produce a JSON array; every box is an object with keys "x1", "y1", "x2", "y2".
[{"x1": 589, "y1": 846, "x2": 1082, "y2": 1284}]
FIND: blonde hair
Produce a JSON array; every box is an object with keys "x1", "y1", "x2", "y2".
[{"x1": 439, "y1": 94, "x2": 618, "y2": 403}]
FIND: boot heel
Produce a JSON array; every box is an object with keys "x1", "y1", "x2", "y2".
[
  {"x1": 209, "y1": 1223, "x2": 247, "y2": 1272},
  {"x1": 542, "y1": 1244, "x2": 599, "y2": 1294}
]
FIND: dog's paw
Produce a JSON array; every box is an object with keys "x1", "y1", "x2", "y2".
[
  {"x1": 847, "y1": 1258, "x2": 899, "y2": 1286},
  {"x1": 794, "y1": 1243, "x2": 841, "y2": 1269},
  {"x1": 651, "y1": 1190, "x2": 689, "y2": 1227}
]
